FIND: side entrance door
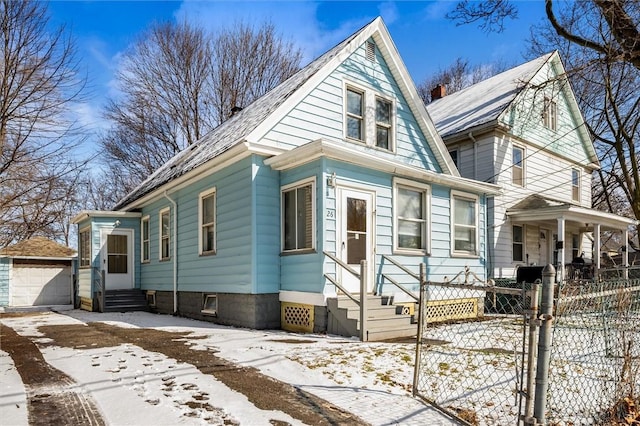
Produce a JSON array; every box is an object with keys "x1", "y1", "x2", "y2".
[
  {"x1": 100, "y1": 228, "x2": 134, "y2": 290},
  {"x1": 337, "y1": 187, "x2": 374, "y2": 294}
]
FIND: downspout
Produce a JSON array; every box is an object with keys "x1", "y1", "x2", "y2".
[
  {"x1": 468, "y1": 131, "x2": 477, "y2": 180},
  {"x1": 164, "y1": 191, "x2": 178, "y2": 314}
]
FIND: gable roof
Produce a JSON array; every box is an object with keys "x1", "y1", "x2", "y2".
[
  {"x1": 426, "y1": 52, "x2": 599, "y2": 166},
  {"x1": 115, "y1": 17, "x2": 457, "y2": 210},
  {"x1": 427, "y1": 53, "x2": 553, "y2": 138},
  {"x1": 0, "y1": 237, "x2": 76, "y2": 258}
]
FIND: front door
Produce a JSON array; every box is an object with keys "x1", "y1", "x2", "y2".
[
  {"x1": 338, "y1": 188, "x2": 374, "y2": 294},
  {"x1": 101, "y1": 229, "x2": 134, "y2": 290}
]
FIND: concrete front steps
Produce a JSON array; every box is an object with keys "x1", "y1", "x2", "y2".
[
  {"x1": 327, "y1": 295, "x2": 417, "y2": 341},
  {"x1": 103, "y1": 289, "x2": 149, "y2": 312}
]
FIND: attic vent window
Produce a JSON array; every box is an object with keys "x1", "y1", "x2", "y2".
[{"x1": 366, "y1": 41, "x2": 376, "y2": 62}]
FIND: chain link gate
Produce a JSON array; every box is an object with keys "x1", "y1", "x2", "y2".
[{"x1": 412, "y1": 268, "x2": 541, "y2": 425}]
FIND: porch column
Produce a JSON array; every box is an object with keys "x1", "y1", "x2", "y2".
[
  {"x1": 557, "y1": 217, "x2": 566, "y2": 282},
  {"x1": 623, "y1": 228, "x2": 630, "y2": 279},
  {"x1": 593, "y1": 223, "x2": 601, "y2": 277}
]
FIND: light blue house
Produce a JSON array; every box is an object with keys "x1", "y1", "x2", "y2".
[{"x1": 73, "y1": 18, "x2": 500, "y2": 340}]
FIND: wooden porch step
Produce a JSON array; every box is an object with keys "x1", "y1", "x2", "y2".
[{"x1": 103, "y1": 290, "x2": 148, "y2": 313}]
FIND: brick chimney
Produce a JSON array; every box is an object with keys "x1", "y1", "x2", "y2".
[{"x1": 431, "y1": 84, "x2": 446, "y2": 101}]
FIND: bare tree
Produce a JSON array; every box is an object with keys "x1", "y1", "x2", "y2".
[
  {"x1": 210, "y1": 21, "x2": 302, "y2": 124},
  {"x1": 418, "y1": 57, "x2": 508, "y2": 103},
  {"x1": 449, "y1": 0, "x2": 640, "y2": 244},
  {"x1": 99, "y1": 20, "x2": 303, "y2": 205},
  {"x1": 448, "y1": 0, "x2": 640, "y2": 71},
  {"x1": 0, "y1": 0, "x2": 87, "y2": 247}
]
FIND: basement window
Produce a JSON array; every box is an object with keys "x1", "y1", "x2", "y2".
[
  {"x1": 146, "y1": 291, "x2": 156, "y2": 307},
  {"x1": 201, "y1": 294, "x2": 218, "y2": 316}
]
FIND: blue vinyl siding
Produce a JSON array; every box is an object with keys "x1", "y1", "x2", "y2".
[
  {"x1": 0, "y1": 257, "x2": 9, "y2": 306},
  {"x1": 262, "y1": 38, "x2": 442, "y2": 173},
  {"x1": 140, "y1": 157, "x2": 254, "y2": 294},
  {"x1": 253, "y1": 156, "x2": 281, "y2": 294},
  {"x1": 279, "y1": 161, "x2": 325, "y2": 294}
]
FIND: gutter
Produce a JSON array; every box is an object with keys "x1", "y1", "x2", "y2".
[
  {"x1": 163, "y1": 191, "x2": 178, "y2": 314},
  {"x1": 468, "y1": 131, "x2": 478, "y2": 181}
]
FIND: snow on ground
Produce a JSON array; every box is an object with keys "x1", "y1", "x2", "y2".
[{"x1": 0, "y1": 310, "x2": 458, "y2": 426}]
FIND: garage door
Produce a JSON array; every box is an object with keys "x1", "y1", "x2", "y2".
[{"x1": 11, "y1": 262, "x2": 72, "y2": 306}]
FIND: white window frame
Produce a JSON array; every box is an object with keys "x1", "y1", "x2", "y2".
[
  {"x1": 79, "y1": 227, "x2": 91, "y2": 268},
  {"x1": 343, "y1": 81, "x2": 395, "y2": 152},
  {"x1": 141, "y1": 216, "x2": 150, "y2": 263},
  {"x1": 571, "y1": 168, "x2": 580, "y2": 202},
  {"x1": 375, "y1": 96, "x2": 393, "y2": 150},
  {"x1": 393, "y1": 177, "x2": 431, "y2": 255},
  {"x1": 512, "y1": 224, "x2": 525, "y2": 262},
  {"x1": 345, "y1": 85, "x2": 365, "y2": 142},
  {"x1": 543, "y1": 97, "x2": 557, "y2": 131},
  {"x1": 281, "y1": 177, "x2": 316, "y2": 253},
  {"x1": 159, "y1": 207, "x2": 170, "y2": 261},
  {"x1": 512, "y1": 145, "x2": 525, "y2": 187},
  {"x1": 451, "y1": 191, "x2": 480, "y2": 257},
  {"x1": 201, "y1": 294, "x2": 217, "y2": 316},
  {"x1": 198, "y1": 188, "x2": 217, "y2": 255}
]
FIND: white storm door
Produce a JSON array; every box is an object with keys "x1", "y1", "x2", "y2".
[
  {"x1": 338, "y1": 188, "x2": 374, "y2": 294},
  {"x1": 101, "y1": 229, "x2": 134, "y2": 290}
]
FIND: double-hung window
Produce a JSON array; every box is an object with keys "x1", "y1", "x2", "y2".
[
  {"x1": 452, "y1": 192, "x2": 479, "y2": 256},
  {"x1": 346, "y1": 88, "x2": 364, "y2": 141},
  {"x1": 141, "y1": 216, "x2": 150, "y2": 262},
  {"x1": 375, "y1": 97, "x2": 392, "y2": 150},
  {"x1": 199, "y1": 188, "x2": 216, "y2": 255},
  {"x1": 394, "y1": 178, "x2": 429, "y2": 253},
  {"x1": 513, "y1": 225, "x2": 524, "y2": 262},
  {"x1": 543, "y1": 97, "x2": 557, "y2": 131},
  {"x1": 79, "y1": 228, "x2": 90, "y2": 268},
  {"x1": 282, "y1": 179, "x2": 315, "y2": 252},
  {"x1": 571, "y1": 168, "x2": 580, "y2": 202},
  {"x1": 512, "y1": 146, "x2": 524, "y2": 187},
  {"x1": 159, "y1": 208, "x2": 170, "y2": 260},
  {"x1": 344, "y1": 83, "x2": 394, "y2": 152}
]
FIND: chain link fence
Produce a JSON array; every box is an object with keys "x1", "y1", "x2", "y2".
[
  {"x1": 548, "y1": 279, "x2": 640, "y2": 424},
  {"x1": 413, "y1": 278, "x2": 531, "y2": 425},
  {"x1": 413, "y1": 268, "x2": 640, "y2": 425}
]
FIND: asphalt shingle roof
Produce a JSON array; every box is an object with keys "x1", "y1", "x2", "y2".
[
  {"x1": 115, "y1": 21, "x2": 371, "y2": 210},
  {"x1": 426, "y1": 53, "x2": 553, "y2": 138}
]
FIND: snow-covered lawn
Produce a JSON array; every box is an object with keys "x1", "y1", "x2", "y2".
[{"x1": 0, "y1": 310, "x2": 458, "y2": 426}]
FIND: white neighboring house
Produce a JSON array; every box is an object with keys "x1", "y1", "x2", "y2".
[{"x1": 427, "y1": 51, "x2": 638, "y2": 281}]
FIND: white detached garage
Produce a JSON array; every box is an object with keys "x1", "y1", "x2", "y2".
[{"x1": 0, "y1": 237, "x2": 76, "y2": 308}]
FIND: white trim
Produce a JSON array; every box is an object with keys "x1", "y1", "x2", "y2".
[
  {"x1": 117, "y1": 142, "x2": 284, "y2": 211},
  {"x1": 393, "y1": 177, "x2": 431, "y2": 255},
  {"x1": 343, "y1": 80, "x2": 396, "y2": 153},
  {"x1": 72, "y1": 210, "x2": 141, "y2": 224},
  {"x1": 159, "y1": 207, "x2": 170, "y2": 261},
  {"x1": 201, "y1": 294, "x2": 218, "y2": 316},
  {"x1": 198, "y1": 187, "x2": 217, "y2": 255},
  {"x1": 4, "y1": 256, "x2": 75, "y2": 261},
  {"x1": 571, "y1": 168, "x2": 580, "y2": 202},
  {"x1": 279, "y1": 290, "x2": 327, "y2": 306},
  {"x1": 512, "y1": 144, "x2": 525, "y2": 187},
  {"x1": 512, "y1": 223, "x2": 525, "y2": 263},
  {"x1": 281, "y1": 177, "x2": 316, "y2": 253},
  {"x1": 451, "y1": 190, "x2": 480, "y2": 258},
  {"x1": 79, "y1": 226, "x2": 91, "y2": 268},
  {"x1": 265, "y1": 138, "x2": 501, "y2": 195},
  {"x1": 141, "y1": 216, "x2": 150, "y2": 263},
  {"x1": 245, "y1": 18, "x2": 459, "y2": 177}
]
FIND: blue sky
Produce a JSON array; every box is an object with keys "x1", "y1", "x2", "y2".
[{"x1": 46, "y1": 0, "x2": 548, "y2": 148}]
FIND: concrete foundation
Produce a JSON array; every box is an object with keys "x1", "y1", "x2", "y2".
[{"x1": 151, "y1": 291, "x2": 281, "y2": 329}]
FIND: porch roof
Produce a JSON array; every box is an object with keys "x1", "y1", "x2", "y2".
[{"x1": 506, "y1": 195, "x2": 637, "y2": 231}]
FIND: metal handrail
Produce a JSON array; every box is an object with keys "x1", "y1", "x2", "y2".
[
  {"x1": 381, "y1": 254, "x2": 420, "y2": 281},
  {"x1": 324, "y1": 250, "x2": 360, "y2": 279},
  {"x1": 324, "y1": 273, "x2": 360, "y2": 306},
  {"x1": 93, "y1": 267, "x2": 105, "y2": 313},
  {"x1": 380, "y1": 254, "x2": 420, "y2": 302}
]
